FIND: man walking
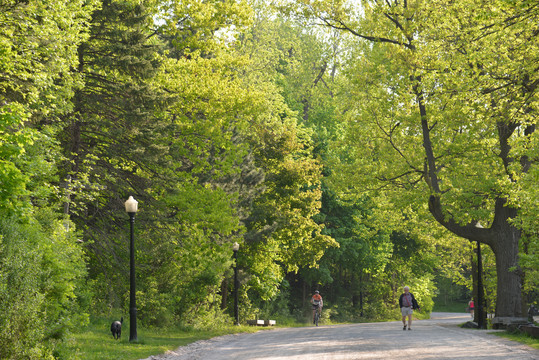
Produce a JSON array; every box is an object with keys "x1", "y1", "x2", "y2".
[{"x1": 399, "y1": 286, "x2": 420, "y2": 330}]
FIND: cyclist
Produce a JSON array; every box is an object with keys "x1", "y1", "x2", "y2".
[{"x1": 311, "y1": 290, "x2": 323, "y2": 324}]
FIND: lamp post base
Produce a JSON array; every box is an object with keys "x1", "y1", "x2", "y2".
[{"x1": 129, "y1": 306, "x2": 138, "y2": 341}]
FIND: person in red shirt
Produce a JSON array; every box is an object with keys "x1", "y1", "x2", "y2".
[
  {"x1": 468, "y1": 299, "x2": 475, "y2": 318},
  {"x1": 311, "y1": 290, "x2": 323, "y2": 324}
]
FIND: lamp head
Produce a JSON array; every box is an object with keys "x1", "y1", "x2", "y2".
[
  {"x1": 125, "y1": 196, "x2": 138, "y2": 214},
  {"x1": 233, "y1": 242, "x2": 240, "y2": 252}
]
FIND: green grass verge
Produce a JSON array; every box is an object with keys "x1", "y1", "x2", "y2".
[
  {"x1": 432, "y1": 301, "x2": 469, "y2": 313},
  {"x1": 64, "y1": 321, "x2": 265, "y2": 360},
  {"x1": 492, "y1": 331, "x2": 539, "y2": 350}
]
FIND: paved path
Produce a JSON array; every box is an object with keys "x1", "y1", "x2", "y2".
[{"x1": 144, "y1": 313, "x2": 539, "y2": 360}]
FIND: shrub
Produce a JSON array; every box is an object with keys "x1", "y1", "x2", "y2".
[{"x1": 0, "y1": 215, "x2": 89, "y2": 358}]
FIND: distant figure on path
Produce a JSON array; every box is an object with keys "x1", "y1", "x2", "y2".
[
  {"x1": 311, "y1": 290, "x2": 323, "y2": 324},
  {"x1": 468, "y1": 299, "x2": 475, "y2": 318},
  {"x1": 399, "y1": 286, "x2": 420, "y2": 330}
]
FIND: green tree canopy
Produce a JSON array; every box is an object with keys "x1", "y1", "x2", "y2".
[{"x1": 284, "y1": 0, "x2": 539, "y2": 323}]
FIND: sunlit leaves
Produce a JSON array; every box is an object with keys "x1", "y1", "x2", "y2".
[
  {"x1": 156, "y1": 0, "x2": 253, "y2": 54},
  {"x1": 0, "y1": 0, "x2": 98, "y2": 112},
  {"x1": 283, "y1": 0, "x2": 539, "y2": 317}
]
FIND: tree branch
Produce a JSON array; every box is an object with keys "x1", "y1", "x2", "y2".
[
  {"x1": 317, "y1": 16, "x2": 415, "y2": 50},
  {"x1": 428, "y1": 195, "x2": 493, "y2": 245}
]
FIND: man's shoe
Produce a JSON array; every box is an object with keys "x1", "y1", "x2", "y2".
[{"x1": 403, "y1": 325, "x2": 407, "y2": 330}]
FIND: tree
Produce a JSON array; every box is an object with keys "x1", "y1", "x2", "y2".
[
  {"x1": 233, "y1": 5, "x2": 338, "y2": 310},
  {"x1": 285, "y1": 0, "x2": 539, "y2": 324},
  {"x1": 0, "y1": 0, "x2": 95, "y2": 356},
  {"x1": 67, "y1": 0, "x2": 335, "y2": 324},
  {"x1": 316, "y1": 191, "x2": 394, "y2": 318},
  {"x1": 1, "y1": 0, "x2": 97, "y2": 216}
]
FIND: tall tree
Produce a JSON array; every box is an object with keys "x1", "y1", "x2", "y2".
[
  {"x1": 285, "y1": 0, "x2": 539, "y2": 324},
  {"x1": 1, "y1": 0, "x2": 97, "y2": 216},
  {"x1": 0, "y1": 0, "x2": 97, "y2": 356},
  {"x1": 53, "y1": 0, "x2": 203, "y2": 320},
  {"x1": 233, "y1": 5, "x2": 338, "y2": 308}
]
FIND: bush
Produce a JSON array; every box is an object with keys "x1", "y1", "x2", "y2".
[
  {"x1": 0, "y1": 215, "x2": 89, "y2": 359},
  {"x1": 0, "y1": 218, "x2": 52, "y2": 358},
  {"x1": 136, "y1": 278, "x2": 174, "y2": 328}
]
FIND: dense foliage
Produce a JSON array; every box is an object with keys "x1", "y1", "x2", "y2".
[
  {"x1": 0, "y1": 0, "x2": 537, "y2": 357},
  {"x1": 282, "y1": 0, "x2": 539, "y2": 324}
]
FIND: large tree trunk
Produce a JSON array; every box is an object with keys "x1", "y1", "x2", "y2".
[
  {"x1": 490, "y1": 227, "x2": 523, "y2": 323},
  {"x1": 429, "y1": 196, "x2": 526, "y2": 327}
]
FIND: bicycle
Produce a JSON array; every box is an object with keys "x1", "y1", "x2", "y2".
[{"x1": 313, "y1": 305, "x2": 321, "y2": 326}]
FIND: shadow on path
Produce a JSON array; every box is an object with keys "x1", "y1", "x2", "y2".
[{"x1": 142, "y1": 312, "x2": 539, "y2": 360}]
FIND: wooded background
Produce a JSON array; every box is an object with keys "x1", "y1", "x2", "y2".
[{"x1": 1, "y1": 0, "x2": 538, "y2": 357}]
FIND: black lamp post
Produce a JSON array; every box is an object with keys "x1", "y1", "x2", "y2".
[
  {"x1": 476, "y1": 240, "x2": 486, "y2": 329},
  {"x1": 125, "y1": 196, "x2": 138, "y2": 341},
  {"x1": 233, "y1": 242, "x2": 240, "y2": 326},
  {"x1": 473, "y1": 222, "x2": 486, "y2": 329}
]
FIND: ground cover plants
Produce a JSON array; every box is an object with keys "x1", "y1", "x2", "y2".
[{"x1": 62, "y1": 320, "x2": 264, "y2": 360}]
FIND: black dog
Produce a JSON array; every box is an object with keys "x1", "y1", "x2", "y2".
[{"x1": 111, "y1": 317, "x2": 123, "y2": 340}]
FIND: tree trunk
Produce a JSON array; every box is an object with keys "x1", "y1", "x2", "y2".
[
  {"x1": 429, "y1": 196, "x2": 526, "y2": 327},
  {"x1": 220, "y1": 278, "x2": 228, "y2": 310},
  {"x1": 303, "y1": 279, "x2": 307, "y2": 318},
  {"x1": 490, "y1": 228, "x2": 523, "y2": 321}
]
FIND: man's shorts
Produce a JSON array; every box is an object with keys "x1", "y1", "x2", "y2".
[{"x1": 401, "y1": 306, "x2": 413, "y2": 316}]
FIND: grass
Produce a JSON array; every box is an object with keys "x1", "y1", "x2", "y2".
[
  {"x1": 432, "y1": 301, "x2": 469, "y2": 313},
  {"x1": 492, "y1": 331, "x2": 539, "y2": 350},
  {"x1": 63, "y1": 312, "x2": 538, "y2": 359},
  {"x1": 63, "y1": 320, "x2": 265, "y2": 360}
]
